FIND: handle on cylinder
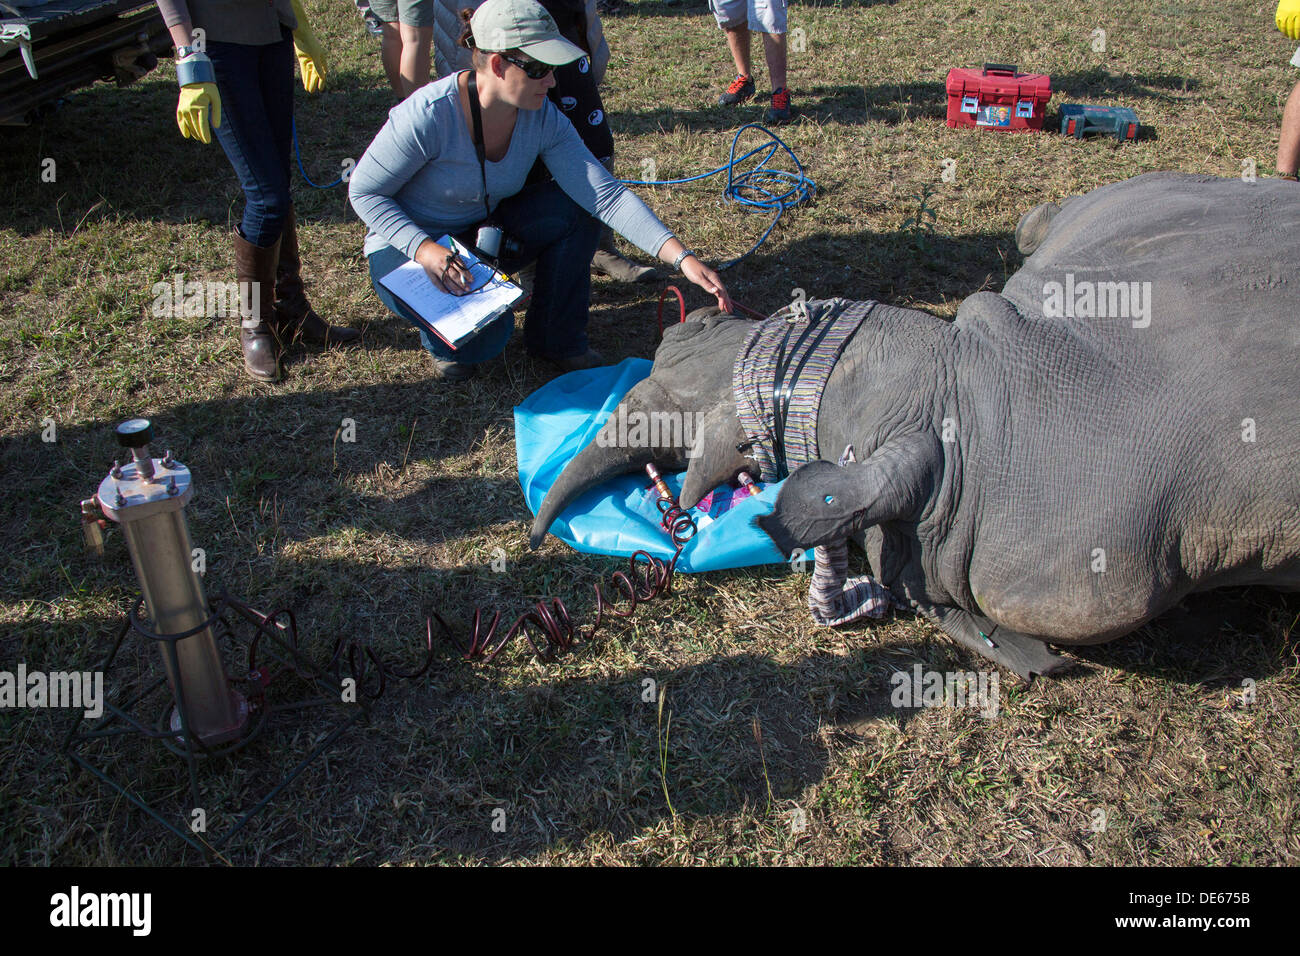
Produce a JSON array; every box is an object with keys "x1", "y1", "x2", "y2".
[{"x1": 80, "y1": 497, "x2": 106, "y2": 558}]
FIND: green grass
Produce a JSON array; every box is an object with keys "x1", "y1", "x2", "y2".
[{"x1": 0, "y1": 0, "x2": 1297, "y2": 866}]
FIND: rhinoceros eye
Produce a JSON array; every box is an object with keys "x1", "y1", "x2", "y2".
[{"x1": 824, "y1": 495, "x2": 834, "y2": 504}]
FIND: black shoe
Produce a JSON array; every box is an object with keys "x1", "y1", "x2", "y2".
[
  {"x1": 765, "y1": 86, "x2": 792, "y2": 124},
  {"x1": 719, "y1": 74, "x2": 755, "y2": 106}
]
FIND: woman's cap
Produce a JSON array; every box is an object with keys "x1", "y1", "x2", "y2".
[{"x1": 470, "y1": 0, "x2": 587, "y2": 66}]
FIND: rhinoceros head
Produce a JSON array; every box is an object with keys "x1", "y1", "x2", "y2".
[
  {"x1": 756, "y1": 431, "x2": 941, "y2": 556},
  {"x1": 753, "y1": 460, "x2": 870, "y2": 556}
]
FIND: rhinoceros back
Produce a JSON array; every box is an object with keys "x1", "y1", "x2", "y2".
[{"x1": 955, "y1": 173, "x2": 1300, "y2": 638}]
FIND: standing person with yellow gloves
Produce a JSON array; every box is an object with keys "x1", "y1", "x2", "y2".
[
  {"x1": 1278, "y1": 0, "x2": 1300, "y2": 182},
  {"x1": 156, "y1": 0, "x2": 361, "y2": 382}
]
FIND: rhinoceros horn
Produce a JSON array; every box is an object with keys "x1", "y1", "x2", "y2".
[
  {"x1": 678, "y1": 400, "x2": 759, "y2": 510},
  {"x1": 528, "y1": 377, "x2": 688, "y2": 549}
]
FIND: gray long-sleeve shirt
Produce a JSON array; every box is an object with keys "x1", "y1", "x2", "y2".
[
  {"x1": 348, "y1": 73, "x2": 673, "y2": 261},
  {"x1": 155, "y1": 0, "x2": 296, "y2": 46}
]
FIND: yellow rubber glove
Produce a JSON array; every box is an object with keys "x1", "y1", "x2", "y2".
[
  {"x1": 291, "y1": 0, "x2": 327, "y2": 92},
  {"x1": 1279, "y1": 0, "x2": 1300, "y2": 40},
  {"x1": 176, "y1": 83, "x2": 222, "y2": 143}
]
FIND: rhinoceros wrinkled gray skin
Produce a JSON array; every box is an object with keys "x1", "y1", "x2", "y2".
[{"x1": 530, "y1": 173, "x2": 1300, "y2": 679}]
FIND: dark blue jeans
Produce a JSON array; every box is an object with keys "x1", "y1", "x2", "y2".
[
  {"x1": 368, "y1": 179, "x2": 603, "y2": 363},
  {"x1": 207, "y1": 28, "x2": 296, "y2": 247}
]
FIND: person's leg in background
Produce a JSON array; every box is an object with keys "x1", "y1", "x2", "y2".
[
  {"x1": 369, "y1": 0, "x2": 407, "y2": 97},
  {"x1": 492, "y1": 180, "x2": 603, "y2": 369},
  {"x1": 255, "y1": 28, "x2": 359, "y2": 350},
  {"x1": 209, "y1": 31, "x2": 358, "y2": 382},
  {"x1": 397, "y1": 15, "x2": 434, "y2": 97},
  {"x1": 208, "y1": 35, "x2": 294, "y2": 381},
  {"x1": 754, "y1": 0, "x2": 791, "y2": 123},
  {"x1": 353, "y1": 0, "x2": 385, "y2": 37},
  {"x1": 725, "y1": 24, "x2": 753, "y2": 82},
  {"x1": 1278, "y1": 50, "x2": 1300, "y2": 179},
  {"x1": 380, "y1": 22, "x2": 404, "y2": 95},
  {"x1": 376, "y1": 0, "x2": 434, "y2": 99},
  {"x1": 210, "y1": 37, "x2": 293, "y2": 248},
  {"x1": 713, "y1": 0, "x2": 757, "y2": 106}
]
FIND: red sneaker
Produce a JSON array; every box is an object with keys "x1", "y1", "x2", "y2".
[
  {"x1": 719, "y1": 74, "x2": 755, "y2": 106},
  {"x1": 766, "y1": 86, "x2": 793, "y2": 124}
]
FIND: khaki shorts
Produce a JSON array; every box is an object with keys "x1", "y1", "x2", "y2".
[
  {"x1": 367, "y1": 0, "x2": 435, "y2": 27},
  {"x1": 709, "y1": 0, "x2": 786, "y2": 35}
]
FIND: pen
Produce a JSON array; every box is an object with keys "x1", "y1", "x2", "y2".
[{"x1": 445, "y1": 249, "x2": 471, "y2": 294}]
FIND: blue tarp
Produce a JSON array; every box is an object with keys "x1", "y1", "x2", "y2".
[{"x1": 515, "y1": 359, "x2": 786, "y2": 572}]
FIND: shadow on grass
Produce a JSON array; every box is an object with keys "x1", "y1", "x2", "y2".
[
  {"x1": 34, "y1": 629, "x2": 902, "y2": 864},
  {"x1": 369, "y1": 644, "x2": 880, "y2": 863},
  {"x1": 33, "y1": 558, "x2": 1293, "y2": 864},
  {"x1": 2, "y1": 384, "x2": 1292, "y2": 863},
  {"x1": 1072, "y1": 589, "x2": 1297, "y2": 686}
]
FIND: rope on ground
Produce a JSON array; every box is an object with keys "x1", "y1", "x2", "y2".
[
  {"x1": 292, "y1": 117, "x2": 345, "y2": 190},
  {"x1": 619, "y1": 122, "x2": 817, "y2": 270}
]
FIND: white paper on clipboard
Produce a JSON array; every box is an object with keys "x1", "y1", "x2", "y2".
[{"x1": 378, "y1": 235, "x2": 522, "y2": 349}]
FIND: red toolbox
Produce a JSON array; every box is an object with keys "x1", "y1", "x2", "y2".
[{"x1": 945, "y1": 63, "x2": 1052, "y2": 131}]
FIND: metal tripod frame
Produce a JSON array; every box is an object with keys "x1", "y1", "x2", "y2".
[{"x1": 61, "y1": 587, "x2": 368, "y2": 863}]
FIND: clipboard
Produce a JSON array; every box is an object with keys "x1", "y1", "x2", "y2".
[{"x1": 378, "y1": 235, "x2": 522, "y2": 349}]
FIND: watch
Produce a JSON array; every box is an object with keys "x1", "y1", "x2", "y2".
[{"x1": 672, "y1": 249, "x2": 694, "y2": 272}]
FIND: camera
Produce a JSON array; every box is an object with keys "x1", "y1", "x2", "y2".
[{"x1": 475, "y1": 223, "x2": 522, "y2": 265}]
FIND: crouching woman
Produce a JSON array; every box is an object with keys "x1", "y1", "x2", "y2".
[{"x1": 348, "y1": 0, "x2": 732, "y2": 381}]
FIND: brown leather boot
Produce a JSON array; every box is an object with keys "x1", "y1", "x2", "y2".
[
  {"x1": 233, "y1": 228, "x2": 282, "y2": 382},
  {"x1": 274, "y1": 206, "x2": 360, "y2": 346},
  {"x1": 592, "y1": 158, "x2": 661, "y2": 284},
  {"x1": 591, "y1": 225, "x2": 662, "y2": 283}
]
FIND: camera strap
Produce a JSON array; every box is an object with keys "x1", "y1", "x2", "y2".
[{"x1": 466, "y1": 71, "x2": 490, "y2": 222}]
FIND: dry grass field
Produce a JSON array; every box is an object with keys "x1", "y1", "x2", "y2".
[{"x1": 1, "y1": 0, "x2": 1297, "y2": 865}]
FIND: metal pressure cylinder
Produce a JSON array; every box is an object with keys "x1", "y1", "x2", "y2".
[{"x1": 95, "y1": 419, "x2": 248, "y2": 747}]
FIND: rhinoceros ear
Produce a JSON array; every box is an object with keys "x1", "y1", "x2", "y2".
[
  {"x1": 1014, "y1": 200, "x2": 1061, "y2": 256},
  {"x1": 755, "y1": 432, "x2": 940, "y2": 556},
  {"x1": 679, "y1": 401, "x2": 759, "y2": 510}
]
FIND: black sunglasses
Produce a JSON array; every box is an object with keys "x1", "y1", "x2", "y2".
[{"x1": 499, "y1": 53, "x2": 554, "y2": 80}]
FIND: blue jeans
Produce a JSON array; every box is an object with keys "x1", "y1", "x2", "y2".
[
  {"x1": 207, "y1": 28, "x2": 296, "y2": 247},
  {"x1": 368, "y1": 179, "x2": 603, "y2": 363}
]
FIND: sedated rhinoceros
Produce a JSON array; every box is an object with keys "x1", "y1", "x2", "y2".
[{"x1": 529, "y1": 173, "x2": 1300, "y2": 679}]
